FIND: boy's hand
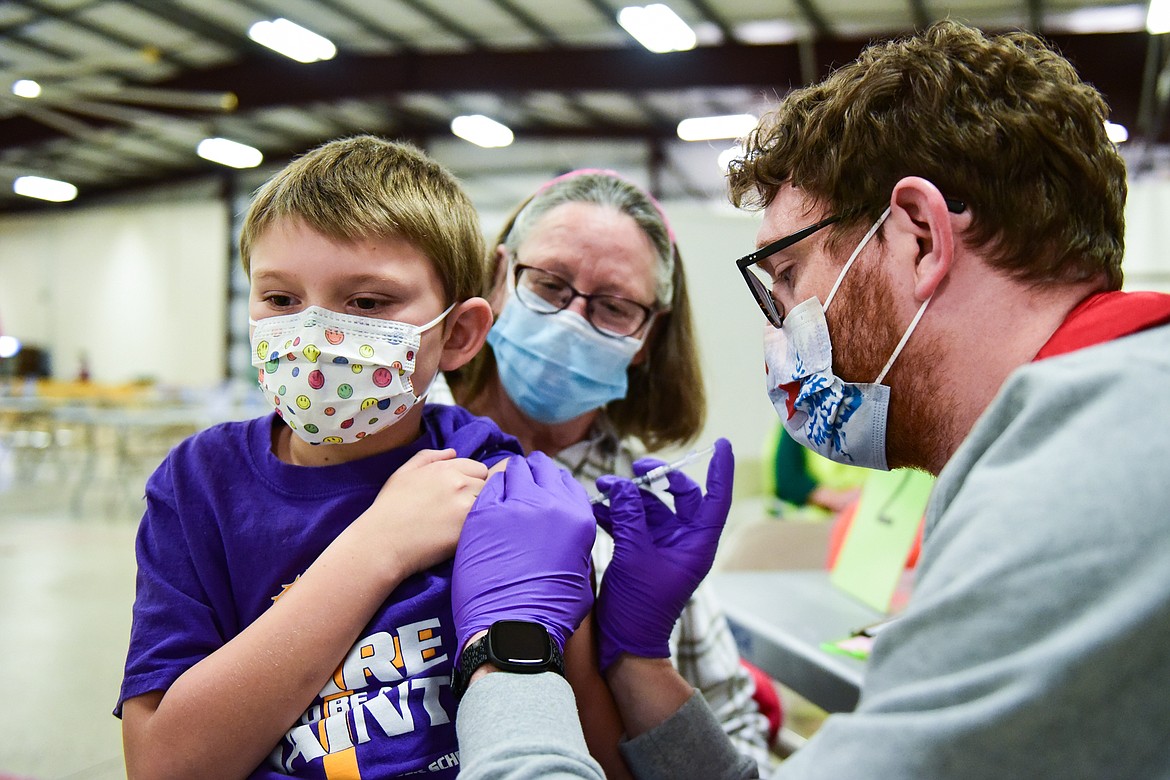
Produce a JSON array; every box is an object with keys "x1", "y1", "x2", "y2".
[
  {"x1": 452, "y1": 452, "x2": 596, "y2": 654},
  {"x1": 365, "y1": 448, "x2": 488, "y2": 579},
  {"x1": 591, "y1": 438, "x2": 734, "y2": 672}
]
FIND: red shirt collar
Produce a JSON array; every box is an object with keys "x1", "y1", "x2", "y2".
[{"x1": 1033, "y1": 290, "x2": 1170, "y2": 361}]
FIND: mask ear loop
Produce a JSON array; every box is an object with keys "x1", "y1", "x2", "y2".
[
  {"x1": 816, "y1": 206, "x2": 926, "y2": 385},
  {"x1": 493, "y1": 254, "x2": 525, "y2": 325},
  {"x1": 622, "y1": 311, "x2": 657, "y2": 349},
  {"x1": 835, "y1": 205, "x2": 927, "y2": 385},
  {"x1": 823, "y1": 207, "x2": 891, "y2": 312},
  {"x1": 874, "y1": 297, "x2": 930, "y2": 385},
  {"x1": 412, "y1": 300, "x2": 461, "y2": 400},
  {"x1": 504, "y1": 253, "x2": 518, "y2": 295},
  {"x1": 419, "y1": 301, "x2": 459, "y2": 333}
]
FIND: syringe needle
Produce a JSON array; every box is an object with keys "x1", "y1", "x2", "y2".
[{"x1": 590, "y1": 444, "x2": 716, "y2": 504}]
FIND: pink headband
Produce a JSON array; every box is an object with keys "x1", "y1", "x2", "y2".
[{"x1": 535, "y1": 167, "x2": 677, "y2": 244}]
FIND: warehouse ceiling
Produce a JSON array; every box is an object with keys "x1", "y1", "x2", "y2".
[{"x1": 1, "y1": 0, "x2": 1166, "y2": 214}]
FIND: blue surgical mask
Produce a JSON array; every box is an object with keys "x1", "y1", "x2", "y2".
[
  {"x1": 487, "y1": 299, "x2": 644, "y2": 424},
  {"x1": 763, "y1": 207, "x2": 930, "y2": 470}
]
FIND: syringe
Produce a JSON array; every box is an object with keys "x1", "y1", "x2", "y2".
[{"x1": 590, "y1": 445, "x2": 716, "y2": 505}]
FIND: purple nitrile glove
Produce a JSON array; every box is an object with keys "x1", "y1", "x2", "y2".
[
  {"x1": 591, "y1": 437, "x2": 734, "y2": 673},
  {"x1": 452, "y1": 451, "x2": 596, "y2": 655}
]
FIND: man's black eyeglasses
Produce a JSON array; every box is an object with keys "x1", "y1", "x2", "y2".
[{"x1": 736, "y1": 197, "x2": 967, "y2": 328}]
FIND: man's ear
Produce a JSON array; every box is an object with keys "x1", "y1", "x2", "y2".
[
  {"x1": 439, "y1": 297, "x2": 495, "y2": 371},
  {"x1": 487, "y1": 245, "x2": 510, "y2": 315},
  {"x1": 890, "y1": 176, "x2": 960, "y2": 301}
]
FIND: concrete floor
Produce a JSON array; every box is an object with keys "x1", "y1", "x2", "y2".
[{"x1": 0, "y1": 483, "x2": 138, "y2": 779}]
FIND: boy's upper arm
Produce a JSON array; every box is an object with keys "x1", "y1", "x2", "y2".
[
  {"x1": 120, "y1": 689, "x2": 163, "y2": 726},
  {"x1": 118, "y1": 461, "x2": 224, "y2": 715},
  {"x1": 487, "y1": 456, "x2": 510, "y2": 477},
  {"x1": 120, "y1": 689, "x2": 164, "y2": 775}
]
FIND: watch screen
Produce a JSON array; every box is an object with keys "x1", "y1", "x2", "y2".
[{"x1": 491, "y1": 620, "x2": 551, "y2": 664}]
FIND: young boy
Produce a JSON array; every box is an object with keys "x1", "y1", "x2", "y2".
[{"x1": 115, "y1": 136, "x2": 550, "y2": 778}]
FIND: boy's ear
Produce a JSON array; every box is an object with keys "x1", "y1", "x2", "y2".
[{"x1": 439, "y1": 297, "x2": 494, "y2": 371}]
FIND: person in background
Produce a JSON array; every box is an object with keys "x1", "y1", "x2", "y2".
[
  {"x1": 764, "y1": 423, "x2": 925, "y2": 572},
  {"x1": 447, "y1": 20, "x2": 1170, "y2": 779},
  {"x1": 443, "y1": 169, "x2": 775, "y2": 771},
  {"x1": 115, "y1": 136, "x2": 619, "y2": 778},
  {"x1": 764, "y1": 423, "x2": 863, "y2": 517}
]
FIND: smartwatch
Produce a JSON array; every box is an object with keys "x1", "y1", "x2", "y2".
[{"x1": 451, "y1": 620, "x2": 565, "y2": 700}]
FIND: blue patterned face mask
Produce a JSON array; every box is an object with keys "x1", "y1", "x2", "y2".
[
  {"x1": 487, "y1": 298, "x2": 644, "y2": 425},
  {"x1": 763, "y1": 208, "x2": 930, "y2": 470}
]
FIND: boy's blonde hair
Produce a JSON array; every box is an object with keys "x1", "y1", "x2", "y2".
[{"x1": 239, "y1": 135, "x2": 486, "y2": 302}]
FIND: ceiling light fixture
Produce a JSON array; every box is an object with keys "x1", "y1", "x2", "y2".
[
  {"x1": 1104, "y1": 120, "x2": 1129, "y2": 144},
  {"x1": 1150, "y1": 0, "x2": 1170, "y2": 33},
  {"x1": 12, "y1": 79, "x2": 42, "y2": 98},
  {"x1": 1054, "y1": 5, "x2": 1146, "y2": 34},
  {"x1": 248, "y1": 18, "x2": 337, "y2": 63},
  {"x1": 13, "y1": 175, "x2": 78, "y2": 202},
  {"x1": 618, "y1": 4, "x2": 697, "y2": 53},
  {"x1": 197, "y1": 137, "x2": 264, "y2": 169},
  {"x1": 0, "y1": 335, "x2": 21, "y2": 359},
  {"x1": 450, "y1": 115, "x2": 514, "y2": 148},
  {"x1": 677, "y1": 114, "x2": 758, "y2": 141}
]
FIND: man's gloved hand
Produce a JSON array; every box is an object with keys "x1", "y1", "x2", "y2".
[
  {"x1": 591, "y1": 437, "x2": 734, "y2": 673},
  {"x1": 452, "y1": 451, "x2": 596, "y2": 654}
]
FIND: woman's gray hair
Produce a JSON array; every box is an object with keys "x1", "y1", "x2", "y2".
[{"x1": 502, "y1": 170, "x2": 676, "y2": 306}]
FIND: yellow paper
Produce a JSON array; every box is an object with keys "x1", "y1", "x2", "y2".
[{"x1": 830, "y1": 469, "x2": 934, "y2": 612}]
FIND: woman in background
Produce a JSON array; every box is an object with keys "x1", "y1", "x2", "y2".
[{"x1": 445, "y1": 169, "x2": 775, "y2": 774}]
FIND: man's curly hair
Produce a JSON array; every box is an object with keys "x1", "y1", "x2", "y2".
[{"x1": 728, "y1": 20, "x2": 1127, "y2": 290}]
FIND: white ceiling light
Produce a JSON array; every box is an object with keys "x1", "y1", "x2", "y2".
[
  {"x1": 12, "y1": 79, "x2": 41, "y2": 98},
  {"x1": 248, "y1": 18, "x2": 337, "y2": 63},
  {"x1": 678, "y1": 114, "x2": 758, "y2": 141},
  {"x1": 0, "y1": 335, "x2": 21, "y2": 359},
  {"x1": 1150, "y1": 0, "x2": 1170, "y2": 33},
  {"x1": 735, "y1": 20, "x2": 800, "y2": 45},
  {"x1": 13, "y1": 175, "x2": 78, "y2": 203},
  {"x1": 618, "y1": 4, "x2": 697, "y2": 53},
  {"x1": 197, "y1": 137, "x2": 264, "y2": 169},
  {"x1": 450, "y1": 114, "x2": 514, "y2": 148},
  {"x1": 1053, "y1": 5, "x2": 1146, "y2": 34},
  {"x1": 1104, "y1": 121, "x2": 1129, "y2": 144}
]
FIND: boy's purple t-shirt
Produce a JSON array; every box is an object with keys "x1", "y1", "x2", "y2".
[{"x1": 116, "y1": 403, "x2": 522, "y2": 778}]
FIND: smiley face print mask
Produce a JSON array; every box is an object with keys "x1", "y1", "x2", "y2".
[{"x1": 250, "y1": 304, "x2": 453, "y2": 445}]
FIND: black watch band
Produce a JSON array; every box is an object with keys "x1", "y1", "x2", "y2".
[{"x1": 451, "y1": 620, "x2": 565, "y2": 700}]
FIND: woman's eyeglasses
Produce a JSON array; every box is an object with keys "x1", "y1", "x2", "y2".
[{"x1": 513, "y1": 264, "x2": 656, "y2": 338}]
